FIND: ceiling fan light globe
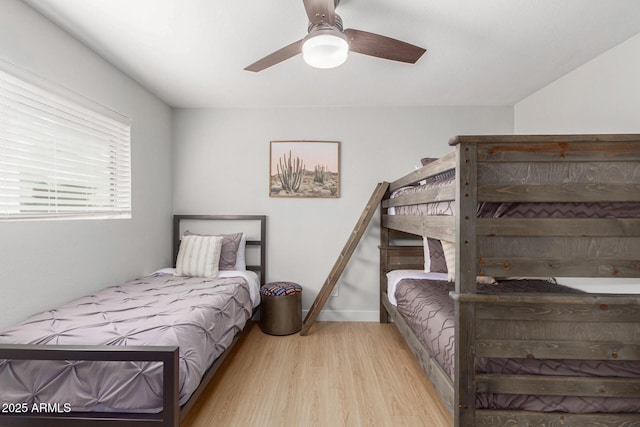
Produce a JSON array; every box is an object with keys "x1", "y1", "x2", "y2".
[{"x1": 302, "y1": 33, "x2": 349, "y2": 69}]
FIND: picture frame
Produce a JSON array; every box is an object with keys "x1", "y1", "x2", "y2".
[{"x1": 269, "y1": 140, "x2": 340, "y2": 198}]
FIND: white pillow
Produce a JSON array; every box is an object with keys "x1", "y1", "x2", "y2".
[
  {"x1": 441, "y1": 240, "x2": 495, "y2": 285},
  {"x1": 234, "y1": 233, "x2": 248, "y2": 270},
  {"x1": 423, "y1": 237, "x2": 432, "y2": 272},
  {"x1": 175, "y1": 234, "x2": 223, "y2": 278}
]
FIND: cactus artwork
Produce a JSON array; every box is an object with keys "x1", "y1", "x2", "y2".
[
  {"x1": 314, "y1": 164, "x2": 327, "y2": 184},
  {"x1": 270, "y1": 141, "x2": 340, "y2": 198},
  {"x1": 277, "y1": 150, "x2": 305, "y2": 193}
]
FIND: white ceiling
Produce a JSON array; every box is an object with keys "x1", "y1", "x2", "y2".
[{"x1": 24, "y1": 0, "x2": 640, "y2": 108}]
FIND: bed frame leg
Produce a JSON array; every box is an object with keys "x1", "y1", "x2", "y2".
[
  {"x1": 454, "y1": 299, "x2": 476, "y2": 427},
  {"x1": 380, "y1": 304, "x2": 390, "y2": 323},
  {"x1": 163, "y1": 348, "x2": 180, "y2": 426},
  {"x1": 380, "y1": 194, "x2": 391, "y2": 324}
]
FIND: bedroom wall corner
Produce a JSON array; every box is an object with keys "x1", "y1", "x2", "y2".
[
  {"x1": 0, "y1": 0, "x2": 173, "y2": 329},
  {"x1": 515, "y1": 32, "x2": 640, "y2": 134}
]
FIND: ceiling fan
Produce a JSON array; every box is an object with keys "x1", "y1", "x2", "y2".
[{"x1": 244, "y1": 0, "x2": 426, "y2": 72}]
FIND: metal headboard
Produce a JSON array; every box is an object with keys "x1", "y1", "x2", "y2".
[{"x1": 172, "y1": 215, "x2": 267, "y2": 286}]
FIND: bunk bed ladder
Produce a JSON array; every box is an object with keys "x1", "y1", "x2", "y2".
[{"x1": 300, "y1": 181, "x2": 390, "y2": 336}]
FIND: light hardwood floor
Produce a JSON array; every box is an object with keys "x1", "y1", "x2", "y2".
[{"x1": 181, "y1": 321, "x2": 453, "y2": 427}]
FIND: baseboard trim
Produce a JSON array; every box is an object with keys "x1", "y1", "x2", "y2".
[{"x1": 302, "y1": 310, "x2": 379, "y2": 322}]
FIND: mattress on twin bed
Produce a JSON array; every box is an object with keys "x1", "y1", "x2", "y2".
[
  {"x1": 394, "y1": 278, "x2": 640, "y2": 413},
  {"x1": 0, "y1": 271, "x2": 257, "y2": 413}
]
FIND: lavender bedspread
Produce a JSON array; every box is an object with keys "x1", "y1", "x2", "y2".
[
  {"x1": 0, "y1": 272, "x2": 253, "y2": 412},
  {"x1": 394, "y1": 278, "x2": 640, "y2": 413}
]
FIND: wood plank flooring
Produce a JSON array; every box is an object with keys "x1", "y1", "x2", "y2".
[{"x1": 181, "y1": 321, "x2": 453, "y2": 427}]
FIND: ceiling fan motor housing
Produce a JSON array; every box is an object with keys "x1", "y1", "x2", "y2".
[
  {"x1": 307, "y1": 13, "x2": 343, "y2": 33},
  {"x1": 302, "y1": 24, "x2": 349, "y2": 68}
]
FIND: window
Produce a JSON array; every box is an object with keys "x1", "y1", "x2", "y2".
[{"x1": 0, "y1": 60, "x2": 131, "y2": 220}]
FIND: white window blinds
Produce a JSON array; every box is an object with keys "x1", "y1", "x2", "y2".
[{"x1": 0, "y1": 61, "x2": 131, "y2": 220}]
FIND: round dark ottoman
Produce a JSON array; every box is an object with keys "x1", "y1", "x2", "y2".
[{"x1": 259, "y1": 282, "x2": 302, "y2": 335}]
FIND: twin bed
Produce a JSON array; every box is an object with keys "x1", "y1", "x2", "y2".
[
  {"x1": 380, "y1": 134, "x2": 640, "y2": 426},
  {"x1": 0, "y1": 214, "x2": 266, "y2": 427}
]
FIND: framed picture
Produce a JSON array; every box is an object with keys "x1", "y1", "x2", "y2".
[{"x1": 270, "y1": 140, "x2": 340, "y2": 198}]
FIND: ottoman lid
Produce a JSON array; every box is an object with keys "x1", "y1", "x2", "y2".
[{"x1": 260, "y1": 282, "x2": 302, "y2": 296}]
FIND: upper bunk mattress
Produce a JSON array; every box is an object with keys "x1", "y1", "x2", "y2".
[
  {"x1": 389, "y1": 175, "x2": 640, "y2": 218},
  {"x1": 0, "y1": 271, "x2": 256, "y2": 413},
  {"x1": 394, "y1": 278, "x2": 640, "y2": 413}
]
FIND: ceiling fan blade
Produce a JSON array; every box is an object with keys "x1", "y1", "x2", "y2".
[
  {"x1": 303, "y1": 0, "x2": 336, "y2": 26},
  {"x1": 343, "y1": 29, "x2": 426, "y2": 64},
  {"x1": 244, "y1": 39, "x2": 304, "y2": 72}
]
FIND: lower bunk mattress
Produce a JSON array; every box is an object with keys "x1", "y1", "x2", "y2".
[
  {"x1": 392, "y1": 276, "x2": 640, "y2": 413},
  {"x1": 0, "y1": 270, "x2": 259, "y2": 413}
]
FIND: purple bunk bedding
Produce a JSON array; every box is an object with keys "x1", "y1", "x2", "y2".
[
  {"x1": 390, "y1": 175, "x2": 640, "y2": 219},
  {"x1": 394, "y1": 278, "x2": 640, "y2": 413},
  {"x1": 0, "y1": 271, "x2": 253, "y2": 413}
]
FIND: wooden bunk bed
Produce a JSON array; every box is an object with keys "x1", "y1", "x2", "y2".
[
  {"x1": 0, "y1": 214, "x2": 266, "y2": 427},
  {"x1": 379, "y1": 134, "x2": 640, "y2": 427}
]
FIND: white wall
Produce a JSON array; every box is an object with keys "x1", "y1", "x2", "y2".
[
  {"x1": 516, "y1": 33, "x2": 640, "y2": 133},
  {"x1": 0, "y1": 0, "x2": 173, "y2": 329},
  {"x1": 173, "y1": 106, "x2": 513, "y2": 320},
  {"x1": 515, "y1": 32, "x2": 640, "y2": 293}
]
